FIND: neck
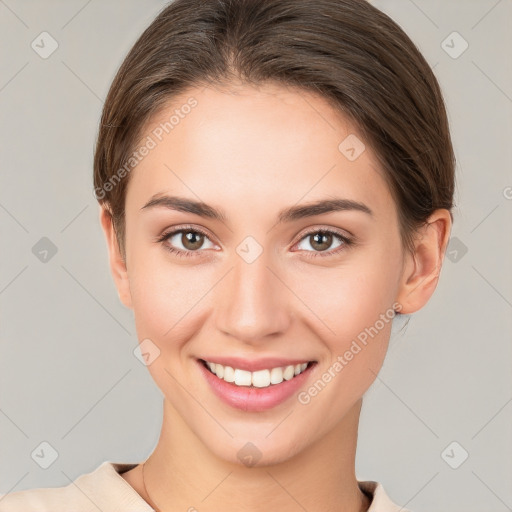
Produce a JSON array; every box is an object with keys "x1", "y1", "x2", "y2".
[{"x1": 139, "y1": 398, "x2": 370, "y2": 512}]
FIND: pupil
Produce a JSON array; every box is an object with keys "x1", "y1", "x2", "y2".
[
  {"x1": 184, "y1": 231, "x2": 203, "y2": 250},
  {"x1": 312, "y1": 232, "x2": 331, "y2": 251}
]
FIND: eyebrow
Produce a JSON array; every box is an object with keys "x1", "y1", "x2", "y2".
[{"x1": 140, "y1": 194, "x2": 374, "y2": 223}]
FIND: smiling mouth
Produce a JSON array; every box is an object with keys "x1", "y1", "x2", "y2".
[{"x1": 199, "y1": 359, "x2": 316, "y2": 389}]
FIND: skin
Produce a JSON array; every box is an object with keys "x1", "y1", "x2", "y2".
[{"x1": 99, "y1": 81, "x2": 451, "y2": 512}]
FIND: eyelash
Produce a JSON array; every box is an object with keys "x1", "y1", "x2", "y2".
[{"x1": 156, "y1": 224, "x2": 354, "y2": 260}]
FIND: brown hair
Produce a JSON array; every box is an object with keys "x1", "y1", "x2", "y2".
[{"x1": 93, "y1": 0, "x2": 456, "y2": 261}]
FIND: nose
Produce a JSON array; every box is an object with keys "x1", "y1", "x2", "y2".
[{"x1": 214, "y1": 250, "x2": 292, "y2": 344}]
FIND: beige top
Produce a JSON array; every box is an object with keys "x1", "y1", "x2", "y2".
[{"x1": 0, "y1": 461, "x2": 412, "y2": 511}]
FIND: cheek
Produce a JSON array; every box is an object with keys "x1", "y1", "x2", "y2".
[
  {"x1": 293, "y1": 255, "x2": 398, "y2": 343},
  {"x1": 289, "y1": 250, "x2": 399, "y2": 393},
  {"x1": 294, "y1": 267, "x2": 397, "y2": 425},
  {"x1": 129, "y1": 265, "x2": 207, "y2": 343},
  {"x1": 126, "y1": 228, "x2": 204, "y2": 321},
  {"x1": 127, "y1": 259, "x2": 208, "y2": 394}
]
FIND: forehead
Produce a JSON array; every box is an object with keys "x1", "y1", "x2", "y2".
[{"x1": 126, "y1": 82, "x2": 394, "y2": 219}]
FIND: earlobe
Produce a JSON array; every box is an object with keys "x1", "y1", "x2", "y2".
[
  {"x1": 98, "y1": 206, "x2": 133, "y2": 309},
  {"x1": 395, "y1": 209, "x2": 452, "y2": 315}
]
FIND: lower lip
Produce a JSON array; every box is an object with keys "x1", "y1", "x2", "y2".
[{"x1": 197, "y1": 359, "x2": 316, "y2": 412}]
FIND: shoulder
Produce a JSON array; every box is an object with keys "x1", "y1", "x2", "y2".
[
  {"x1": 0, "y1": 483, "x2": 83, "y2": 512},
  {"x1": 359, "y1": 480, "x2": 414, "y2": 512},
  {"x1": 0, "y1": 461, "x2": 150, "y2": 512}
]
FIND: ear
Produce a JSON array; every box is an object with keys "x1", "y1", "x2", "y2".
[
  {"x1": 98, "y1": 206, "x2": 133, "y2": 309},
  {"x1": 395, "y1": 209, "x2": 452, "y2": 314}
]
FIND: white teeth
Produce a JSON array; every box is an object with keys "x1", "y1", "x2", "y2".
[
  {"x1": 252, "y1": 369, "x2": 271, "y2": 388},
  {"x1": 214, "y1": 364, "x2": 224, "y2": 379},
  {"x1": 223, "y1": 365, "x2": 235, "y2": 382},
  {"x1": 283, "y1": 365, "x2": 295, "y2": 380},
  {"x1": 203, "y1": 360, "x2": 311, "y2": 388},
  {"x1": 270, "y1": 367, "x2": 284, "y2": 384},
  {"x1": 234, "y1": 369, "x2": 252, "y2": 386}
]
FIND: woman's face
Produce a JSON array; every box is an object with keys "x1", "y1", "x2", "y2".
[{"x1": 115, "y1": 82, "x2": 409, "y2": 464}]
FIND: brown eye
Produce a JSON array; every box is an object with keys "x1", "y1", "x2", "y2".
[
  {"x1": 309, "y1": 232, "x2": 334, "y2": 252},
  {"x1": 158, "y1": 226, "x2": 216, "y2": 258},
  {"x1": 295, "y1": 229, "x2": 353, "y2": 258},
  {"x1": 180, "y1": 230, "x2": 205, "y2": 251}
]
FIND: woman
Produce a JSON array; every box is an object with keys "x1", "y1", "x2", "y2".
[{"x1": 0, "y1": 0, "x2": 454, "y2": 510}]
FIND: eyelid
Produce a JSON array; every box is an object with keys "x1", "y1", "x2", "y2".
[
  {"x1": 293, "y1": 225, "x2": 353, "y2": 245},
  {"x1": 156, "y1": 224, "x2": 217, "y2": 246},
  {"x1": 290, "y1": 226, "x2": 354, "y2": 258},
  {"x1": 157, "y1": 224, "x2": 355, "y2": 258}
]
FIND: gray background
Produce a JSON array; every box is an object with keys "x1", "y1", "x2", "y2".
[{"x1": 0, "y1": 0, "x2": 511, "y2": 510}]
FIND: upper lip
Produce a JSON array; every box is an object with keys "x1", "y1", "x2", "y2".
[{"x1": 199, "y1": 356, "x2": 315, "y2": 372}]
